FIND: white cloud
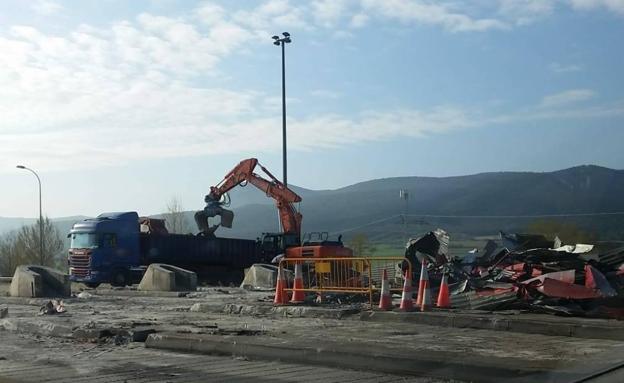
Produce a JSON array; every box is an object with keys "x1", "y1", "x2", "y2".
[
  {"x1": 0, "y1": 107, "x2": 475, "y2": 172},
  {"x1": 31, "y1": 0, "x2": 63, "y2": 16},
  {"x1": 498, "y1": 0, "x2": 556, "y2": 25},
  {"x1": 232, "y1": 0, "x2": 310, "y2": 30},
  {"x1": 2, "y1": 7, "x2": 471, "y2": 172},
  {"x1": 549, "y1": 62, "x2": 583, "y2": 73},
  {"x1": 497, "y1": 0, "x2": 624, "y2": 24},
  {"x1": 540, "y1": 89, "x2": 596, "y2": 107},
  {"x1": 569, "y1": 0, "x2": 624, "y2": 15},
  {"x1": 488, "y1": 99, "x2": 624, "y2": 126},
  {"x1": 350, "y1": 13, "x2": 369, "y2": 28},
  {"x1": 2, "y1": 2, "x2": 624, "y2": 174},
  {"x1": 0, "y1": 14, "x2": 478, "y2": 172},
  {"x1": 360, "y1": 0, "x2": 508, "y2": 32},
  {"x1": 332, "y1": 30, "x2": 354, "y2": 39},
  {"x1": 194, "y1": 2, "x2": 226, "y2": 25},
  {"x1": 348, "y1": 0, "x2": 624, "y2": 34},
  {"x1": 0, "y1": 12, "x2": 263, "y2": 171},
  {"x1": 288, "y1": 107, "x2": 477, "y2": 150},
  {"x1": 192, "y1": 0, "x2": 624, "y2": 39},
  {"x1": 312, "y1": 0, "x2": 349, "y2": 27}
]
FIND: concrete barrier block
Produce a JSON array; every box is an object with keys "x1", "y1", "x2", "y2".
[
  {"x1": 240, "y1": 264, "x2": 294, "y2": 290},
  {"x1": 138, "y1": 263, "x2": 197, "y2": 292},
  {"x1": 9, "y1": 265, "x2": 70, "y2": 298}
]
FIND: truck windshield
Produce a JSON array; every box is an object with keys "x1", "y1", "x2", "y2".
[{"x1": 70, "y1": 233, "x2": 98, "y2": 249}]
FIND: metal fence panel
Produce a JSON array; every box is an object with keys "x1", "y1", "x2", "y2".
[{"x1": 278, "y1": 257, "x2": 411, "y2": 306}]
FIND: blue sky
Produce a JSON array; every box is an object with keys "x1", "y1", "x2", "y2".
[{"x1": 1, "y1": 0, "x2": 623, "y2": 218}]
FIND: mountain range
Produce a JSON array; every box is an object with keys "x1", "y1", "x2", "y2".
[
  {"x1": 2, "y1": 165, "x2": 623, "y2": 246},
  {"x1": 218, "y1": 164, "x2": 624, "y2": 243}
]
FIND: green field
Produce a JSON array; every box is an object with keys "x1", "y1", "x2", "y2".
[{"x1": 364, "y1": 238, "x2": 492, "y2": 259}]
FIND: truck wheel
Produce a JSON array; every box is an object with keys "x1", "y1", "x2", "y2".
[
  {"x1": 84, "y1": 283, "x2": 100, "y2": 289},
  {"x1": 111, "y1": 270, "x2": 128, "y2": 287}
]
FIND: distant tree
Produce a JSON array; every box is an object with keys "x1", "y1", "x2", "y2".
[
  {"x1": 348, "y1": 233, "x2": 377, "y2": 257},
  {"x1": 164, "y1": 196, "x2": 190, "y2": 234},
  {"x1": 0, "y1": 231, "x2": 20, "y2": 276},
  {"x1": 0, "y1": 217, "x2": 64, "y2": 276},
  {"x1": 526, "y1": 220, "x2": 598, "y2": 244}
]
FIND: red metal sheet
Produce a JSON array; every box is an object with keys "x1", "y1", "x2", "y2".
[
  {"x1": 522, "y1": 269, "x2": 575, "y2": 285},
  {"x1": 475, "y1": 287, "x2": 517, "y2": 297},
  {"x1": 585, "y1": 264, "x2": 617, "y2": 297},
  {"x1": 535, "y1": 278, "x2": 601, "y2": 300}
]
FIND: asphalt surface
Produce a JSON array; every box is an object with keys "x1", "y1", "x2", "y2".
[
  {"x1": 0, "y1": 332, "x2": 449, "y2": 383},
  {"x1": 1, "y1": 286, "x2": 624, "y2": 382}
]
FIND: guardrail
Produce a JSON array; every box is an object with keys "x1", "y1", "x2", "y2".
[{"x1": 278, "y1": 257, "x2": 411, "y2": 306}]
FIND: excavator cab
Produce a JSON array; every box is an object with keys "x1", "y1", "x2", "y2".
[
  {"x1": 258, "y1": 231, "x2": 352, "y2": 259},
  {"x1": 286, "y1": 232, "x2": 353, "y2": 259},
  {"x1": 259, "y1": 232, "x2": 300, "y2": 254}
]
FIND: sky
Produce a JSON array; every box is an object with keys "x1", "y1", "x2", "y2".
[{"x1": 1, "y1": 0, "x2": 623, "y2": 218}]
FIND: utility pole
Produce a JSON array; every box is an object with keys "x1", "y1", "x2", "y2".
[
  {"x1": 399, "y1": 189, "x2": 409, "y2": 242},
  {"x1": 272, "y1": 32, "x2": 292, "y2": 187},
  {"x1": 17, "y1": 165, "x2": 44, "y2": 265}
]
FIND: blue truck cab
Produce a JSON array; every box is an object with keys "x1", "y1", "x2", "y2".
[
  {"x1": 68, "y1": 211, "x2": 271, "y2": 288},
  {"x1": 68, "y1": 212, "x2": 141, "y2": 287}
]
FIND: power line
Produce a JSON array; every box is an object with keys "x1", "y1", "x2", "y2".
[
  {"x1": 330, "y1": 211, "x2": 624, "y2": 235},
  {"x1": 329, "y1": 215, "x2": 402, "y2": 235}
]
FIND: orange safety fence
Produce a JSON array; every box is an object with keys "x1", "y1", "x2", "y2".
[{"x1": 278, "y1": 257, "x2": 412, "y2": 306}]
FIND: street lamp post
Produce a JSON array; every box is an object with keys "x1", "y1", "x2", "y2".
[
  {"x1": 272, "y1": 32, "x2": 292, "y2": 187},
  {"x1": 16, "y1": 165, "x2": 44, "y2": 265}
]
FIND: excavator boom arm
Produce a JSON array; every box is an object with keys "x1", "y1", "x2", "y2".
[
  {"x1": 202, "y1": 158, "x2": 302, "y2": 236},
  {"x1": 245, "y1": 175, "x2": 302, "y2": 235},
  {"x1": 209, "y1": 158, "x2": 258, "y2": 200}
]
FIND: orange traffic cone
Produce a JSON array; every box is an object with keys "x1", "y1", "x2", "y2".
[
  {"x1": 290, "y1": 262, "x2": 305, "y2": 303},
  {"x1": 399, "y1": 270, "x2": 413, "y2": 311},
  {"x1": 420, "y1": 264, "x2": 431, "y2": 311},
  {"x1": 273, "y1": 264, "x2": 288, "y2": 305},
  {"x1": 436, "y1": 273, "x2": 450, "y2": 308},
  {"x1": 378, "y1": 269, "x2": 392, "y2": 310},
  {"x1": 415, "y1": 259, "x2": 427, "y2": 306}
]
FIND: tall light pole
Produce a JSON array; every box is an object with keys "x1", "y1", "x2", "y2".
[
  {"x1": 272, "y1": 32, "x2": 292, "y2": 187},
  {"x1": 16, "y1": 165, "x2": 44, "y2": 265}
]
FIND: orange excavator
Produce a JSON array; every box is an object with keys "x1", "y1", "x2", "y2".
[{"x1": 195, "y1": 158, "x2": 352, "y2": 259}]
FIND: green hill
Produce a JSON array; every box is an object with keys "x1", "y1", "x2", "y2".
[
  {"x1": 3, "y1": 165, "x2": 623, "y2": 249},
  {"x1": 197, "y1": 165, "x2": 624, "y2": 244}
]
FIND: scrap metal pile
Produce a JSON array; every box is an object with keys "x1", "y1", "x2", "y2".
[{"x1": 403, "y1": 229, "x2": 624, "y2": 319}]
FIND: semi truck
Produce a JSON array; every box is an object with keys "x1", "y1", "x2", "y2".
[{"x1": 67, "y1": 211, "x2": 272, "y2": 287}]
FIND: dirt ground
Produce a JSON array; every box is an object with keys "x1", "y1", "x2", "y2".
[
  {"x1": 2, "y1": 285, "x2": 624, "y2": 382},
  {"x1": 0, "y1": 331, "x2": 449, "y2": 383}
]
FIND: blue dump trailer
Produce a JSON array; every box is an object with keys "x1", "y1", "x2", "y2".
[{"x1": 68, "y1": 212, "x2": 270, "y2": 287}]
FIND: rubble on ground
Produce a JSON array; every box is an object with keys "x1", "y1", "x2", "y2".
[
  {"x1": 404, "y1": 229, "x2": 624, "y2": 319},
  {"x1": 39, "y1": 299, "x2": 66, "y2": 315}
]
